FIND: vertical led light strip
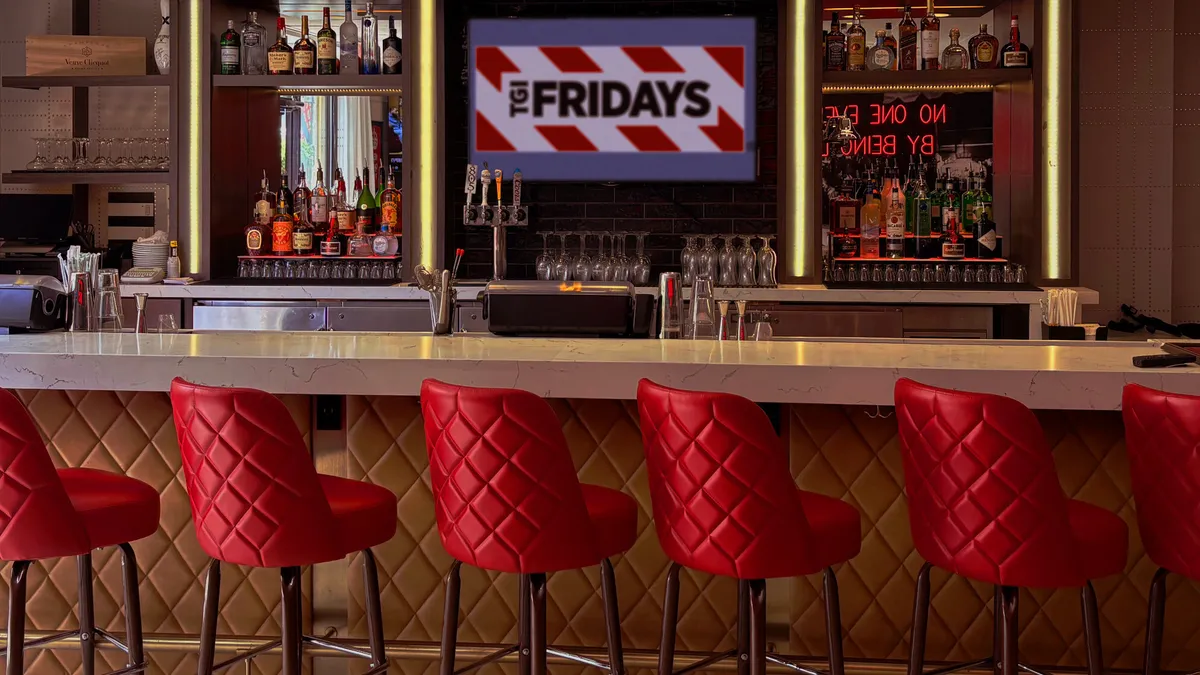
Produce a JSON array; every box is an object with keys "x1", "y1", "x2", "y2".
[
  {"x1": 186, "y1": 0, "x2": 202, "y2": 274},
  {"x1": 417, "y1": 0, "x2": 436, "y2": 270},
  {"x1": 1043, "y1": 0, "x2": 1070, "y2": 279},
  {"x1": 788, "y1": 0, "x2": 814, "y2": 279}
]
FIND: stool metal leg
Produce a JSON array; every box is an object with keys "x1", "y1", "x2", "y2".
[
  {"x1": 999, "y1": 586, "x2": 1019, "y2": 675},
  {"x1": 1144, "y1": 568, "x2": 1168, "y2": 675},
  {"x1": 361, "y1": 549, "x2": 387, "y2": 673},
  {"x1": 77, "y1": 553, "x2": 95, "y2": 675},
  {"x1": 1081, "y1": 581, "x2": 1104, "y2": 675},
  {"x1": 907, "y1": 562, "x2": 932, "y2": 675},
  {"x1": 823, "y1": 567, "x2": 845, "y2": 675},
  {"x1": 600, "y1": 559, "x2": 625, "y2": 675},
  {"x1": 737, "y1": 580, "x2": 750, "y2": 675},
  {"x1": 747, "y1": 579, "x2": 766, "y2": 675},
  {"x1": 658, "y1": 563, "x2": 681, "y2": 675},
  {"x1": 992, "y1": 586, "x2": 1002, "y2": 675},
  {"x1": 117, "y1": 543, "x2": 145, "y2": 672},
  {"x1": 7, "y1": 560, "x2": 31, "y2": 675},
  {"x1": 280, "y1": 566, "x2": 302, "y2": 675},
  {"x1": 529, "y1": 573, "x2": 548, "y2": 675},
  {"x1": 440, "y1": 560, "x2": 462, "y2": 675},
  {"x1": 196, "y1": 560, "x2": 220, "y2": 675},
  {"x1": 519, "y1": 574, "x2": 531, "y2": 675}
]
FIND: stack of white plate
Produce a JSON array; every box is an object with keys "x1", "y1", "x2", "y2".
[{"x1": 131, "y1": 242, "x2": 169, "y2": 269}]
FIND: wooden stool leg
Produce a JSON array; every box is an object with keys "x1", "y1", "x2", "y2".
[
  {"x1": 600, "y1": 559, "x2": 625, "y2": 675},
  {"x1": 77, "y1": 554, "x2": 95, "y2": 675},
  {"x1": 1144, "y1": 568, "x2": 1168, "y2": 675},
  {"x1": 440, "y1": 561, "x2": 462, "y2": 675},
  {"x1": 118, "y1": 544, "x2": 145, "y2": 672},
  {"x1": 907, "y1": 563, "x2": 932, "y2": 675},
  {"x1": 196, "y1": 560, "x2": 220, "y2": 675},
  {"x1": 658, "y1": 563, "x2": 681, "y2": 675},
  {"x1": 7, "y1": 561, "x2": 31, "y2": 675}
]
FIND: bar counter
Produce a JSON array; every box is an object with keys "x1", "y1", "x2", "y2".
[{"x1": 0, "y1": 333, "x2": 1193, "y2": 674}]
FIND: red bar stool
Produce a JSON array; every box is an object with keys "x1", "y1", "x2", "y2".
[
  {"x1": 169, "y1": 379, "x2": 398, "y2": 675},
  {"x1": 894, "y1": 379, "x2": 1128, "y2": 675},
  {"x1": 1122, "y1": 384, "x2": 1200, "y2": 675},
  {"x1": 0, "y1": 387, "x2": 159, "y2": 675},
  {"x1": 635, "y1": 379, "x2": 861, "y2": 675},
  {"x1": 420, "y1": 379, "x2": 637, "y2": 675}
]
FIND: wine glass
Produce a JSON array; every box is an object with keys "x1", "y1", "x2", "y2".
[
  {"x1": 573, "y1": 232, "x2": 593, "y2": 282},
  {"x1": 535, "y1": 232, "x2": 553, "y2": 281},
  {"x1": 553, "y1": 233, "x2": 571, "y2": 281},
  {"x1": 157, "y1": 137, "x2": 170, "y2": 170},
  {"x1": 632, "y1": 233, "x2": 651, "y2": 286},
  {"x1": 92, "y1": 138, "x2": 112, "y2": 170},
  {"x1": 612, "y1": 232, "x2": 631, "y2": 282},
  {"x1": 719, "y1": 236, "x2": 739, "y2": 287},
  {"x1": 26, "y1": 138, "x2": 49, "y2": 171},
  {"x1": 592, "y1": 233, "x2": 609, "y2": 281},
  {"x1": 757, "y1": 235, "x2": 778, "y2": 287},
  {"x1": 738, "y1": 236, "x2": 757, "y2": 287},
  {"x1": 51, "y1": 136, "x2": 71, "y2": 171},
  {"x1": 681, "y1": 236, "x2": 698, "y2": 286},
  {"x1": 73, "y1": 138, "x2": 90, "y2": 171},
  {"x1": 699, "y1": 235, "x2": 718, "y2": 281}
]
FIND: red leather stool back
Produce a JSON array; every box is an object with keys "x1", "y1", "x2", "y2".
[
  {"x1": 894, "y1": 378, "x2": 1086, "y2": 587},
  {"x1": 1123, "y1": 384, "x2": 1200, "y2": 580},
  {"x1": 0, "y1": 388, "x2": 90, "y2": 560},
  {"x1": 636, "y1": 379, "x2": 829, "y2": 579},
  {"x1": 420, "y1": 379, "x2": 601, "y2": 573},
  {"x1": 170, "y1": 378, "x2": 343, "y2": 567}
]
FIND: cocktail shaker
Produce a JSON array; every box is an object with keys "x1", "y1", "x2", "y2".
[{"x1": 657, "y1": 272, "x2": 683, "y2": 339}]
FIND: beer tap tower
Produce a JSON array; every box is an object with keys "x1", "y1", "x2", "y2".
[{"x1": 463, "y1": 162, "x2": 529, "y2": 280}]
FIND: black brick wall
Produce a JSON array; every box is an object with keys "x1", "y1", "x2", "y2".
[{"x1": 445, "y1": 0, "x2": 780, "y2": 280}]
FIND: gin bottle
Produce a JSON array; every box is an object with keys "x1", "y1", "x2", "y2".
[{"x1": 241, "y1": 11, "x2": 267, "y2": 76}]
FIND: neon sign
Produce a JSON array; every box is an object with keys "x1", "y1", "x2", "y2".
[{"x1": 822, "y1": 102, "x2": 948, "y2": 158}]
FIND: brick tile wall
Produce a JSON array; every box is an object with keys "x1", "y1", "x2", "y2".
[{"x1": 445, "y1": 0, "x2": 780, "y2": 280}]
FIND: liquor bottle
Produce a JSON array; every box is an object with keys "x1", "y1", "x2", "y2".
[
  {"x1": 382, "y1": 15, "x2": 402, "y2": 74},
  {"x1": 253, "y1": 171, "x2": 275, "y2": 229},
  {"x1": 976, "y1": 172, "x2": 993, "y2": 222},
  {"x1": 336, "y1": 168, "x2": 355, "y2": 239},
  {"x1": 867, "y1": 30, "x2": 895, "y2": 71},
  {"x1": 347, "y1": 222, "x2": 372, "y2": 257},
  {"x1": 1000, "y1": 15, "x2": 1031, "y2": 68},
  {"x1": 940, "y1": 28, "x2": 969, "y2": 70},
  {"x1": 959, "y1": 171, "x2": 978, "y2": 231},
  {"x1": 904, "y1": 164, "x2": 917, "y2": 256},
  {"x1": 920, "y1": 0, "x2": 940, "y2": 71},
  {"x1": 241, "y1": 12, "x2": 267, "y2": 76},
  {"x1": 245, "y1": 198, "x2": 269, "y2": 257},
  {"x1": 914, "y1": 176, "x2": 932, "y2": 259},
  {"x1": 969, "y1": 23, "x2": 999, "y2": 69},
  {"x1": 973, "y1": 203, "x2": 998, "y2": 260},
  {"x1": 271, "y1": 188, "x2": 294, "y2": 256},
  {"x1": 860, "y1": 178, "x2": 881, "y2": 259},
  {"x1": 292, "y1": 195, "x2": 315, "y2": 256},
  {"x1": 898, "y1": 5, "x2": 918, "y2": 71},
  {"x1": 941, "y1": 179, "x2": 962, "y2": 259},
  {"x1": 267, "y1": 17, "x2": 293, "y2": 75},
  {"x1": 928, "y1": 175, "x2": 945, "y2": 258},
  {"x1": 847, "y1": 6, "x2": 867, "y2": 72},
  {"x1": 220, "y1": 21, "x2": 241, "y2": 75},
  {"x1": 825, "y1": 13, "x2": 846, "y2": 71},
  {"x1": 279, "y1": 173, "x2": 294, "y2": 220},
  {"x1": 167, "y1": 241, "x2": 181, "y2": 279},
  {"x1": 883, "y1": 23, "x2": 898, "y2": 71},
  {"x1": 360, "y1": 2, "x2": 380, "y2": 74},
  {"x1": 379, "y1": 170, "x2": 402, "y2": 235},
  {"x1": 340, "y1": 0, "x2": 360, "y2": 76},
  {"x1": 293, "y1": 170, "x2": 312, "y2": 224},
  {"x1": 317, "y1": 8, "x2": 338, "y2": 74},
  {"x1": 831, "y1": 184, "x2": 860, "y2": 259},
  {"x1": 374, "y1": 164, "x2": 385, "y2": 204},
  {"x1": 357, "y1": 166, "x2": 377, "y2": 232},
  {"x1": 293, "y1": 16, "x2": 316, "y2": 75},
  {"x1": 312, "y1": 165, "x2": 331, "y2": 231},
  {"x1": 320, "y1": 170, "x2": 344, "y2": 257},
  {"x1": 886, "y1": 185, "x2": 906, "y2": 259}
]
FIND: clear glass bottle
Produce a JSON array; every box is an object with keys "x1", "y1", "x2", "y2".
[
  {"x1": 886, "y1": 185, "x2": 905, "y2": 259},
  {"x1": 940, "y1": 27, "x2": 969, "y2": 70},
  {"x1": 860, "y1": 178, "x2": 881, "y2": 259},
  {"x1": 240, "y1": 11, "x2": 267, "y2": 76},
  {"x1": 360, "y1": 1, "x2": 380, "y2": 74},
  {"x1": 339, "y1": 0, "x2": 360, "y2": 76},
  {"x1": 867, "y1": 30, "x2": 895, "y2": 71},
  {"x1": 348, "y1": 223, "x2": 373, "y2": 257},
  {"x1": 847, "y1": 6, "x2": 867, "y2": 71},
  {"x1": 219, "y1": 21, "x2": 241, "y2": 75}
]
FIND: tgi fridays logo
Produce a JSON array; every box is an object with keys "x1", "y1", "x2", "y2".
[{"x1": 474, "y1": 45, "x2": 747, "y2": 153}]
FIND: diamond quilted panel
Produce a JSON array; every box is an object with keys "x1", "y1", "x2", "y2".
[
  {"x1": 788, "y1": 405, "x2": 1200, "y2": 671},
  {"x1": 0, "y1": 391, "x2": 315, "y2": 675},
  {"x1": 343, "y1": 397, "x2": 739, "y2": 675}
]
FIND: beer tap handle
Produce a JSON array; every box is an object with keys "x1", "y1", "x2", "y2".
[
  {"x1": 464, "y1": 164, "x2": 478, "y2": 197},
  {"x1": 480, "y1": 163, "x2": 492, "y2": 208},
  {"x1": 494, "y1": 169, "x2": 503, "y2": 205},
  {"x1": 512, "y1": 169, "x2": 522, "y2": 209}
]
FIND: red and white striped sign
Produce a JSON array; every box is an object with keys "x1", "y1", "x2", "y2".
[{"x1": 473, "y1": 45, "x2": 747, "y2": 154}]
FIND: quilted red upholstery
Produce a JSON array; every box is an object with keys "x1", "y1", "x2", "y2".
[
  {"x1": 894, "y1": 379, "x2": 1127, "y2": 588},
  {"x1": 1123, "y1": 384, "x2": 1200, "y2": 581},
  {"x1": 170, "y1": 378, "x2": 397, "y2": 567},
  {"x1": 0, "y1": 388, "x2": 157, "y2": 560},
  {"x1": 420, "y1": 379, "x2": 637, "y2": 574},
  {"x1": 636, "y1": 379, "x2": 861, "y2": 579}
]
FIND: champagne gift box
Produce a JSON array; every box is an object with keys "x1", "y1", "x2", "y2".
[{"x1": 26, "y1": 36, "x2": 147, "y2": 76}]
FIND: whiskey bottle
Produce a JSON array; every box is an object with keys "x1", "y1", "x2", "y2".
[
  {"x1": 292, "y1": 197, "x2": 315, "y2": 256},
  {"x1": 220, "y1": 21, "x2": 241, "y2": 75},
  {"x1": 245, "y1": 200, "x2": 268, "y2": 256},
  {"x1": 940, "y1": 28, "x2": 969, "y2": 70},
  {"x1": 378, "y1": 170, "x2": 402, "y2": 235},
  {"x1": 311, "y1": 165, "x2": 331, "y2": 229},
  {"x1": 898, "y1": 5, "x2": 918, "y2": 71},
  {"x1": 293, "y1": 16, "x2": 316, "y2": 75},
  {"x1": 1000, "y1": 15, "x2": 1031, "y2": 68},
  {"x1": 341, "y1": 170, "x2": 361, "y2": 240},
  {"x1": 825, "y1": 13, "x2": 847, "y2": 71},
  {"x1": 253, "y1": 171, "x2": 275, "y2": 229},
  {"x1": 360, "y1": 1, "x2": 380, "y2": 74},
  {"x1": 847, "y1": 6, "x2": 867, "y2": 72},
  {"x1": 339, "y1": 0, "x2": 360, "y2": 76},
  {"x1": 886, "y1": 185, "x2": 906, "y2": 259},
  {"x1": 920, "y1": 0, "x2": 940, "y2": 71},
  {"x1": 317, "y1": 8, "x2": 338, "y2": 75},
  {"x1": 267, "y1": 17, "x2": 293, "y2": 75},
  {"x1": 831, "y1": 184, "x2": 860, "y2": 259},
  {"x1": 382, "y1": 15, "x2": 402, "y2": 74},
  {"x1": 884, "y1": 23, "x2": 898, "y2": 71},
  {"x1": 271, "y1": 188, "x2": 295, "y2": 256},
  {"x1": 860, "y1": 178, "x2": 881, "y2": 259},
  {"x1": 867, "y1": 30, "x2": 895, "y2": 71},
  {"x1": 279, "y1": 173, "x2": 294, "y2": 219},
  {"x1": 969, "y1": 23, "x2": 999, "y2": 69},
  {"x1": 293, "y1": 170, "x2": 312, "y2": 224},
  {"x1": 241, "y1": 12, "x2": 267, "y2": 75}
]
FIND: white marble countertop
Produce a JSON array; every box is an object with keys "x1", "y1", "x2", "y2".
[{"x1": 0, "y1": 332, "x2": 1186, "y2": 410}]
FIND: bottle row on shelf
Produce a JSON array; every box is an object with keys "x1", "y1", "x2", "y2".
[
  {"x1": 825, "y1": 1, "x2": 1030, "y2": 72},
  {"x1": 220, "y1": 1, "x2": 400, "y2": 76},
  {"x1": 827, "y1": 260, "x2": 1027, "y2": 286}
]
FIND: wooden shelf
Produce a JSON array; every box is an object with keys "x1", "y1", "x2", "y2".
[
  {"x1": 821, "y1": 0, "x2": 1006, "y2": 19},
  {"x1": 3, "y1": 171, "x2": 170, "y2": 185},
  {"x1": 213, "y1": 74, "x2": 403, "y2": 93},
  {"x1": 2, "y1": 75, "x2": 170, "y2": 89},
  {"x1": 822, "y1": 68, "x2": 1032, "y2": 90}
]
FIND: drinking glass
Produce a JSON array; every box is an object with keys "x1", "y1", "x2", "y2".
[
  {"x1": 612, "y1": 233, "x2": 631, "y2": 282},
  {"x1": 535, "y1": 232, "x2": 553, "y2": 281},
  {"x1": 73, "y1": 138, "x2": 90, "y2": 170},
  {"x1": 681, "y1": 236, "x2": 698, "y2": 286},
  {"x1": 553, "y1": 233, "x2": 571, "y2": 281},
  {"x1": 26, "y1": 138, "x2": 49, "y2": 171},
  {"x1": 718, "y1": 236, "x2": 738, "y2": 287},
  {"x1": 756, "y1": 236, "x2": 778, "y2": 287},
  {"x1": 698, "y1": 235, "x2": 718, "y2": 281},
  {"x1": 737, "y1": 236, "x2": 757, "y2": 287},
  {"x1": 156, "y1": 137, "x2": 170, "y2": 170},
  {"x1": 382, "y1": 262, "x2": 395, "y2": 280},
  {"x1": 573, "y1": 232, "x2": 592, "y2": 282},
  {"x1": 156, "y1": 314, "x2": 178, "y2": 333},
  {"x1": 592, "y1": 233, "x2": 610, "y2": 281},
  {"x1": 632, "y1": 233, "x2": 651, "y2": 286},
  {"x1": 51, "y1": 137, "x2": 71, "y2": 171},
  {"x1": 319, "y1": 261, "x2": 332, "y2": 280},
  {"x1": 139, "y1": 138, "x2": 155, "y2": 169},
  {"x1": 92, "y1": 138, "x2": 112, "y2": 169}
]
